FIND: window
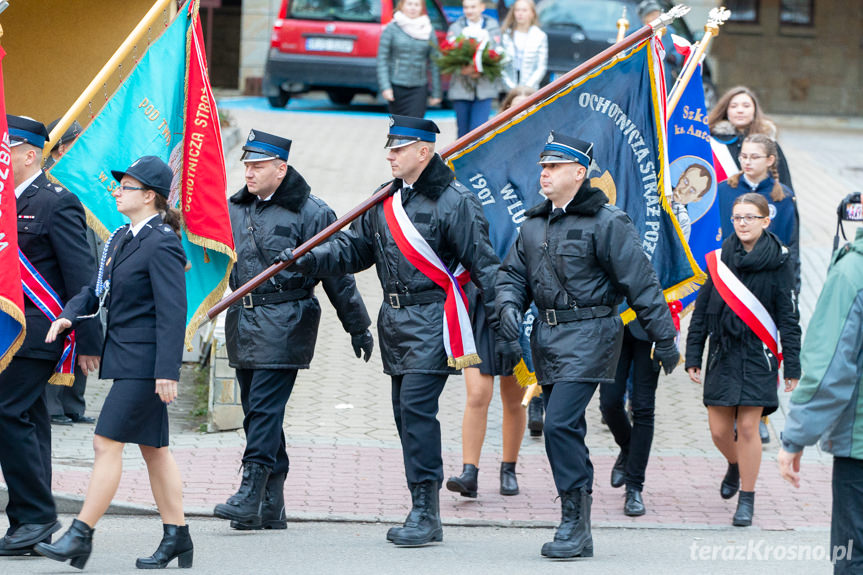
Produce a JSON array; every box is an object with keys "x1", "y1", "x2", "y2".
[
  {"x1": 725, "y1": 0, "x2": 759, "y2": 24},
  {"x1": 780, "y1": 0, "x2": 814, "y2": 26}
]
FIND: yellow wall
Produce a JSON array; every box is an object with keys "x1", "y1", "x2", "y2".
[{"x1": 0, "y1": 0, "x2": 168, "y2": 125}]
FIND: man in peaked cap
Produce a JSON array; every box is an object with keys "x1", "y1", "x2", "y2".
[
  {"x1": 280, "y1": 115, "x2": 520, "y2": 546},
  {"x1": 214, "y1": 129, "x2": 373, "y2": 531},
  {"x1": 0, "y1": 115, "x2": 102, "y2": 556},
  {"x1": 43, "y1": 117, "x2": 101, "y2": 427},
  {"x1": 495, "y1": 130, "x2": 678, "y2": 559}
]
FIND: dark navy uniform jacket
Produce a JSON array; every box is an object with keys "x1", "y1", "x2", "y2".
[
  {"x1": 61, "y1": 214, "x2": 187, "y2": 382},
  {"x1": 16, "y1": 171, "x2": 101, "y2": 359}
]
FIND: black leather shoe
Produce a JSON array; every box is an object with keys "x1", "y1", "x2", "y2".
[
  {"x1": 445, "y1": 464, "x2": 478, "y2": 498},
  {"x1": 623, "y1": 487, "x2": 645, "y2": 516},
  {"x1": 610, "y1": 450, "x2": 627, "y2": 488},
  {"x1": 67, "y1": 413, "x2": 96, "y2": 424},
  {"x1": 214, "y1": 462, "x2": 270, "y2": 525},
  {"x1": 50, "y1": 414, "x2": 74, "y2": 426},
  {"x1": 732, "y1": 491, "x2": 755, "y2": 527},
  {"x1": 0, "y1": 534, "x2": 52, "y2": 556},
  {"x1": 759, "y1": 419, "x2": 770, "y2": 444},
  {"x1": 500, "y1": 462, "x2": 519, "y2": 496},
  {"x1": 0, "y1": 521, "x2": 61, "y2": 550},
  {"x1": 230, "y1": 473, "x2": 287, "y2": 530},
  {"x1": 720, "y1": 462, "x2": 740, "y2": 500},
  {"x1": 136, "y1": 524, "x2": 193, "y2": 569},
  {"x1": 528, "y1": 397, "x2": 544, "y2": 437},
  {"x1": 33, "y1": 519, "x2": 92, "y2": 570}
]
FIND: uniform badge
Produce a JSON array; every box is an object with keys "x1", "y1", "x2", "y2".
[
  {"x1": 248, "y1": 130, "x2": 256, "y2": 141},
  {"x1": 547, "y1": 133, "x2": 554, "y2": 144},
  {"x1": 18, "y1": 214, "x2": 35, "y2": 219},
  {"x1": 389, "y1": 116, "x2": 395, "y2": 127}
]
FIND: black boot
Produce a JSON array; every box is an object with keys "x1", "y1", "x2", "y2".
[
  {"x1": 720, "y1": 462, "x2": 740, "y2": 500},
  {"x1": 623, "y1": 486, "x2": 645, "y2": 516},
  {"x1": 732, "y1": 491, "x2": 755, "y2": 527},
  {"x1": 33, "y1": 518, "x2": 93, "y2": 570},
  {"x1": 445, "y1": 464, "x2": 478, "y2": 498},
  {"x1": 528, "y1": 396, "x2": 544, "y2": 437},
  {"x1": 386, "y1": 481, "x2": 443, "y2": 546},
  {"x1": 610, "y1": 449, "x2": 627, "y2": 488},
  {"x1": 500, "y1": 462, "x2": 519, "y2": 496},
  {"x1": 135, "y1": 524, "x2": 193, "y2": 569},
  {"x1": 231, "y1": 472, "x2": 288, "y2": 530},
  {"x1": 213, "y1": 462, "x2": 270, "y2": 525},
  {"x1": 541, "y1": 488, "x2": 593, "y2": 558}
]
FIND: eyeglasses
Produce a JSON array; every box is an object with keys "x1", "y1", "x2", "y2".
[
  {"x1": 738, "y1": 154, "x2": 767, "y2": 162},
  {"x1": 116, "y1": 185, "x2": 145, "y2": 193},
  {"x1": 730, "y1": 215, "x2": 768, "y2": 224}
]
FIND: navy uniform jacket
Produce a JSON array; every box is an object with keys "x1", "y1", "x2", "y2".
[
  {"x1": 61, "y1": 215, "x2": 187, "y2": 381},
  {"x1": 16, "y1": 171, "x2": 101, "y2": 360}
]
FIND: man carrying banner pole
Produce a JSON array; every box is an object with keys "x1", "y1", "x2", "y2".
[
  {"x1": 281, "y1": 115, "x2": 520, "y2": 546},
  {"x1": 0, "y1": 115, "x2": 101, "y2": 556},
  {"x1": 495, "y1": 132, "x2": 679, "y2": 559}
]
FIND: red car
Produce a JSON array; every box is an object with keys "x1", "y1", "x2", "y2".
[{"x1": 264, "y1": 0, "x2": 450, "y2": 107}]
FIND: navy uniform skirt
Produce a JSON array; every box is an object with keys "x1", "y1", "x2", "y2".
[
  {"x1": 95, "y1": 378, "x2": 169, "y2": 447},
  {"x1": 466, "y1": 283, "x2": 513, "y2": 377}
]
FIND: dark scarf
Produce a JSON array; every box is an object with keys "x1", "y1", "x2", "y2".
[
  {"x1": 716, "y1": 231, "x2": 788, "y2": 340},
  {"x1": 229, "y1": 165, "x2": 311, "y2": 212}
]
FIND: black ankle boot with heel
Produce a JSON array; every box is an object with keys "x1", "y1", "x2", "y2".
[
  {"x1": 33, "y1": 519, "x2": 93, "y2": 570},
  {"x1": 500, "y1": 462, "x2": 519, "y2": 496},
  {"x1": 135, "y1": 524, "x2": 193, "y2": 569},
  {"x1": 445, "y1": 464, "x2": 478, "y2": 498},
  {"x1": 732, "y1": 491, "x2": 755, "y2": 527},
  {"x1": 720, "y1": 462, "x2": 740, "y2": 499}
]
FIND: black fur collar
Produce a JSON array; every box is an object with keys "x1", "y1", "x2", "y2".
[
  {"x1": 525, "y1": 180, "x2": 609, "y2": 218},
  {"x1": 395, "y1": 154, "x2": 455, "y2": 201},
  {"x1": 229, "y1": 165, "x2": 311, "y2": 212}
]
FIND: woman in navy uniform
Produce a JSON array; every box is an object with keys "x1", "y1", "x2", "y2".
[{"x1": 37, "y1": 156, "x2": 192, "y2": 570}]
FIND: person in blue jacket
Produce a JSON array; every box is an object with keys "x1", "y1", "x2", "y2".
[
  {"x1": 37, "y1": 157, "x2": 192, "y2": 570},
  {"x1": 719, "y1": 133, "x2": 800, "y2": 290}
]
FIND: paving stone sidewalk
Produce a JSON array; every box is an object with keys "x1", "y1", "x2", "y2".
[{"x1": 4, "y1": 106, "x2": 860, "y2": 532}]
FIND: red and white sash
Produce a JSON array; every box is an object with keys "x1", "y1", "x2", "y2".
[
  {"x1": 705, "y1": 248, "x2": 782, "y2": 362},
  {"x1": 19, "y1": 249, "x2": 76, "y2": 386},
  {"x1": 383, "y1": 190, "x2": 480, "y2": 369},
  {"x1": 710, "y1": 138, "x2": 738, "y2": 184}
]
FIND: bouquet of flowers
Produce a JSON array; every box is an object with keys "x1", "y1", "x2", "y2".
[{"x1": 436, "y1": 35, "x2": 504, "y2": 82}]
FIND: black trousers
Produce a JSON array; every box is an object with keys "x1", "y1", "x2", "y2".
[
  {"x1": 388, "y1": 84, "x2": 428, "y2": 118},
  {"x1": 0, "y1": 357, "x2": 57, "y2": 529},
  {"x1": 235, "y1": 369, "x2": 297, "y2": 476},
  {"x1": 391, "y1": 373, "x2": 448, "y2": 484},
  {"x1": 599, "y1": 328, "x2": 660, "y2": 491},
  {"x1": 43, "y1": 363, "x2": 87, "y2": 417},
  {"x1": 832, "y1": 457, "x2": 863, "y2": 574},
  {"x1": 542, "y1": 380, "x2": 598, "y2": 494}
]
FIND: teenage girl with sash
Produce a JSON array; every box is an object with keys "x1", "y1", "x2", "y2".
[{"x1": 685, "y1": 192, "x2": 801, "y2": 527}]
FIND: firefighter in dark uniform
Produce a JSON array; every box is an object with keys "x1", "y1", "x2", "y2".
[
  {"x1": 496, "y1": 132, "x2": 679, "y2": 559},
  {"x1": 43, "y1": 118, "x2": 99, "y2": 426},
  {"x1": 0, "y1": 115, "x2": 101, "y2": 556},
  {"x1": 282, "y1": 116, "x2": 520, "y2": 546},
  {"x1": 214, "y1": 130, "x2": 373, "y2": 530}
]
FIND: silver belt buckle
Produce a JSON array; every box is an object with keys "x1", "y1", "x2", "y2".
[
  {"x1": 545, "y1": 309, "x2": 558, "y2": 326},
  {"x1": 242, "y1": 294, "x2": 254, "y2": 309},
  {"x1": 388, "y1": 293, "x2": 401, "y2": 309}
]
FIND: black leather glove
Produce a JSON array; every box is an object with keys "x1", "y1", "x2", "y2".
[
  {"x1": 351, "y1": 329, "x2": 374, "y2": 362},
  {"x1": 276, "y1": 248, "x2": 316, "y2": 273},
  {"x1": 652, "y1": 339, "x2": 680, "y2": 375},
  {"x1": 495, "y1": 337, "x2": 522, "y2": 375},
  {"x1": 497, "y1": 305, "x2": 522, "y2": 342}
]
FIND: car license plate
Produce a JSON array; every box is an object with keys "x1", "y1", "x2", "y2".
[{"x1": 305, "y1": 37, "x2": 354, "y2": 53}]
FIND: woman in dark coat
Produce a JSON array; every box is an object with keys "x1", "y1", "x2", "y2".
[
  {"x1": 686, "y1": 192, "x2": 801, "y2": 528},
  {"x1": 37, "y1": 157, "x2": 192, "y2": 570}
]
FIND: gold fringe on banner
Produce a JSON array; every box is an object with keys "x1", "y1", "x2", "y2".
[
  {"x1": 0, "y1": 299, "x2": 25, "y2": 373},
  {"x1": 49, "y1": 372, "x2": 75, "y2": 387},
  {"x1": 512, "y1": 358, "x2": 537, "y2": 389},
  {"x1": 448, "y1": 353, "x2": 481, "y2": 370}
]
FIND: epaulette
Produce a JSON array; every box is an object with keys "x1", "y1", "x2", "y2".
[
  {"x1": 450, "y1": 179, "x2": 469, "y2": 194},
  {"x1": 157, "y1": 224, "x2": 173, "y2": 234}
]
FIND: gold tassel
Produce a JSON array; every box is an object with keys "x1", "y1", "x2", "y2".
[
  {"x1": 49, "y1": 372, "x2": 75, "y2": 387},
  {"x1": 448, "y1": 353, "x2": 482, "y2": 370},
  {"x1": 512, "y1": 359, "x2": 537, "y2": 388}
]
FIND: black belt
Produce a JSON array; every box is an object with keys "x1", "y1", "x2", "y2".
[
  {"x1": 385, "y1": 290, "x2": 445, "y2": 309},
  {"x1": 538, "y1": 305, "x2": 612, "y2": 326},
  {"x1": 233, "y1": 289, "x2": 311, "y2": 309}
]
